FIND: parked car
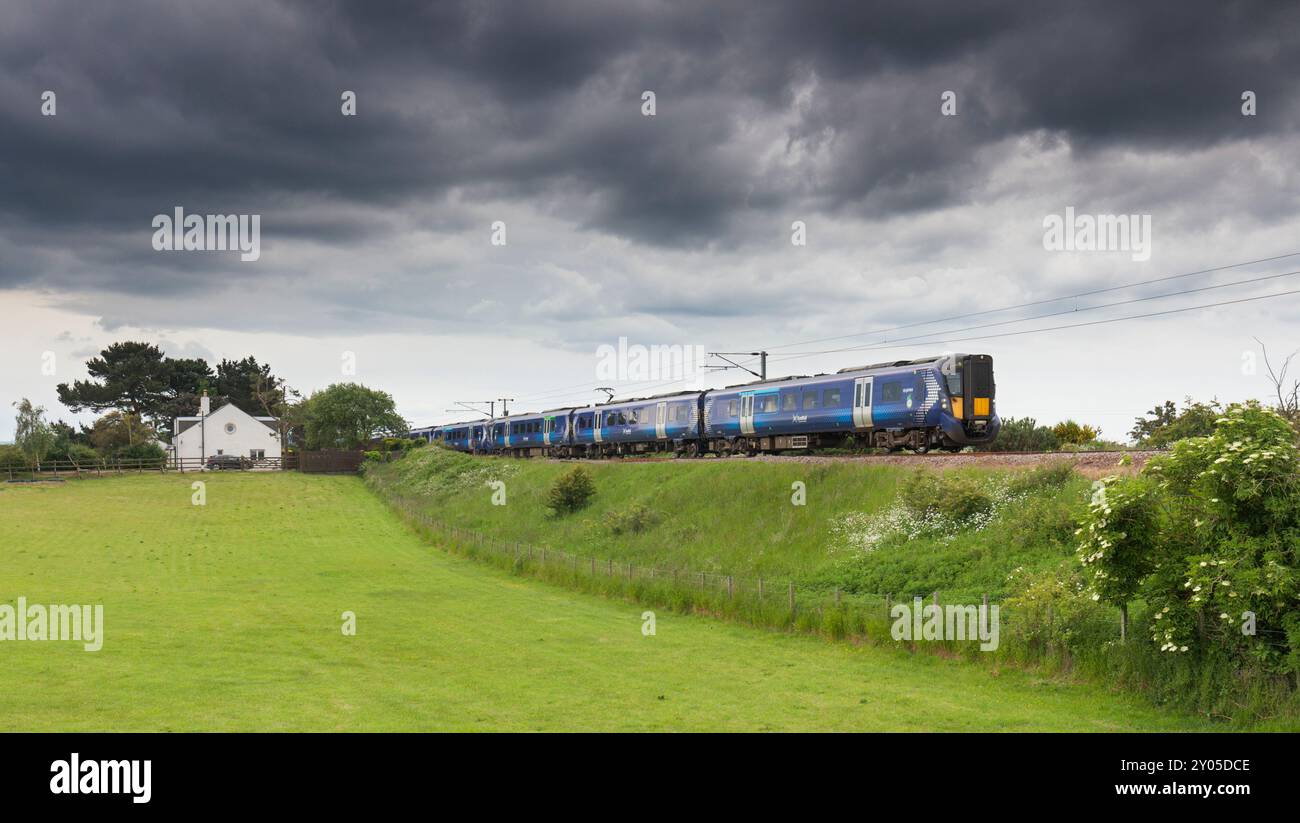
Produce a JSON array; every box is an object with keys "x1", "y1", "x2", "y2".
[{"x1": 206, "y1": 454, "x2": 248, "y2": 471}]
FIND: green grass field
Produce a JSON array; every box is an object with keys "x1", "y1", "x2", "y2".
[{"x1": 0, "y1": 472, "x2": 1210, "y2": 731}]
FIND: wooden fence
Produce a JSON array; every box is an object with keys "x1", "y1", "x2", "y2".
[
  {"x1": 2, "y1": 453, "x2": 315, "y2": 481},
  {"x1": 298, "y1": 450, "x2": 366, "y2": 473}
]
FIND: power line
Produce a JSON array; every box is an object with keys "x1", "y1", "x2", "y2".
[
  {"x1": 771, "y1": 266, "x2": 1300, "y2": 359},
  {"x1": 764, "y1": 250, "x2": 1300, "y2": 352},
  {"x1": 772, "y1": 286, "x2": 1300, "y2": 357}
]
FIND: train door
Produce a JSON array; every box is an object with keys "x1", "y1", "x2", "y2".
[
  {"x1": 656, "y1": 402, "x2": 668, "y2": 439},
  {"x1": 740, "y1": 393, "x2": 755, "y2": 435},
  {"x1": 593, "y1": 410, "x2": 603, "y2": 443},
  {"x1": 852, "y1": 376, "x2": 874, "y2": 430},
  {"x1": 543, "y1": 417, "x2": 552, "y2": 446}
]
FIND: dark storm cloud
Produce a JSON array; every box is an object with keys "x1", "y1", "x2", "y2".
[{"x1": 1, "y1": 0, "x2": 1297, "y2": 319}]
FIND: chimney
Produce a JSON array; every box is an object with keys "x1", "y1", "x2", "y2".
[{"x1": 200, "y1": 390, "x2": 211, "y2": 416}]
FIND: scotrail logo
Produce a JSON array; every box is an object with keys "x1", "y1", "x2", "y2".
[
  {"x1": 50, "y1": 754, "x2": 151, "y2": 804},
  {"x1": 0, "y1": 597, "x2": 103, "y2": 651},
  {"x1": 890, "y1": 596, "x2": 1000, "y2": 651}
]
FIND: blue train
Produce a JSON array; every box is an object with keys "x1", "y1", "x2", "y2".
[{"x1": 410, "y1": 353, "x2": 1000, "y2": 457}]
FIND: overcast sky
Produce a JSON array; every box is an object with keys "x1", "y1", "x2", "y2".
[{"x1": 3, "y1": 0, "x2": 1300, "y2": 441}]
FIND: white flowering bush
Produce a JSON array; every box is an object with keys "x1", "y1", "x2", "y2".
[
  {"x1": 830, "y1": 471, "x2": 1023, "y2": 553},
  {"x1": 1079, "y1": 402, "x2": 1300, "y2": 676},
  {"x1": 1075, "y1": 474, "x2": 1160, "y2": 639}
]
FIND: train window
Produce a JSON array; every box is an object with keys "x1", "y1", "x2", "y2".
[
  {"x1": 782, "y1": 393, "x2": 796, "y2": 411},
  {"x1": 879, "y1": 382, "x2": 902, "y2": 403},
  {"x1": 802, "y1": 391, "x2": 819, "y2": 409},
  {"x1": 677, "y1": 404, "x2": 690, "y2": 421},
  {"x1": 824, "y1": 388, "x2": 842, "y2": 407},
  {"x1": 727, "y1": 400, "x2": 737, "y2": 417},
  {"x1": 758, "y1": 395, "x2": 777, "y2": 413},
  {"x1": 947, "y1": 373, "x2": 962, "y2": 396}
]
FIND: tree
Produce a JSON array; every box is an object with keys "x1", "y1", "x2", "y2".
[
  {"x1": 56, "y1": 342, "x2": 174, "y2": 422},
  {"x1": 13, "y1": 398, "x2": 56, "y2": 468},
  {"x1": 1051, "y1": 420, "x2": 1099, "y2": 446},
  {"x1": 301, "y1": 383, "x2": 406, "y2": 450},
  {"x1": 156, "y1": 357, "x2": 216, "y2": 436},
  {"x1": 979, "y1": 416, "x2": 1060, "y2": 452},
  {"x1": 216, "y1": 357, "x2": 283, "y2": 415},
  {"x1": 1077, "y1": 474, "x2": 1161, "y2": 641},
  {"x1": 1130, "y1": 398, "x2": 1221, "y2": 447},
  {"x1": 88, "y1": 411, "x2": 155, "y2": 455},
  {"x1": 1256, "y1": 338, "x2": 1300, "y2": 422}
]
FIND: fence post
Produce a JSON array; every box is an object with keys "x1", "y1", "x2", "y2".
[
  {"x1": 628, "y1": 562, "x2": 634, "y2": 581},
  {"x1": 607, "y1": 558, "x2": 612, "y2": 577},
  {"x1": 788, "y1": 581, "x2": 796, "y2": 614},
  {"x1": 727, "y1": 576, "x2": 734, "y2": 599},
  {"x1": 590, "y1": 556, "x2": 595, "y2": 576},
  {"x1": 758, "y1": 578, "x2": 764, "y2": 602}
]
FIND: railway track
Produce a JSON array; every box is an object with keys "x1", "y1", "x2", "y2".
[{"x1": 551, "y1": 450, "x2": 1159, "y2": 472}]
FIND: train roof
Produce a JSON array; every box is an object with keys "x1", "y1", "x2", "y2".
[{"x1": 713, "y1": 355, "x2": 963, "y2": 392}]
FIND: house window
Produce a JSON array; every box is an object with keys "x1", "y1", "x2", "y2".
[
  {"x1": 224, "y1": 422, "x2": 237, "y2": 434},
  {"x1": 249, "y1": 449, "x2": 265, "y2": 460}
]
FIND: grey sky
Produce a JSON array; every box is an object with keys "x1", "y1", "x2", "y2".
[{"x1": 3, "y1": 0, "x2": 1300, "y2": 440}]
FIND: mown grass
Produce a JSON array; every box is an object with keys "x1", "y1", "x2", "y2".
[{"x1": 0, "y1": 472, "x2": 1213, "y2": 730}]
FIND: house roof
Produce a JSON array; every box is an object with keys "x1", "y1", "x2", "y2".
[{"x1": 175, "y1": 402, "x2": 278, "y2": 433}]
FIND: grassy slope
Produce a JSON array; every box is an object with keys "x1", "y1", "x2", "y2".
[
  {"x1": 372, "y1": 448, "x2": 1092, "y2": 600},
  {"x1": 0, "y1": 473, "x2": 1207, "y2": 731}
]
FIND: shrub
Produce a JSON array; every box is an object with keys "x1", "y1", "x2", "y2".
[
  {"x1": 1052, "y1": 420, "x2": 1100, "y2": 445},
  {"x1": 0, "y1": 444, "x2": 27, "y2": 470},
  {"x1": 604, "y1": 503, "x2": 660, "y2": 535},
  {"x1": 981, "y1": 417, "x2": 1060, "y2": 452},
  {"x1": 363, "y1": 450, "x2": 385, "y2": 462},
  {"x1": 547, "y1": 467, "x2": 596, "y2": 515},
  {"x1": 899, "y1": 470, "x2": 994, "y2": 523},
  {"x1": 61, "y1": 443, "x2": 101, "y2": 464},
  {"x1": 111, "y1": 442, "x2": 166, "y2": 462},
  {"x1": 1008, "y1": 461, "x2": 1076, "y2": 495}
]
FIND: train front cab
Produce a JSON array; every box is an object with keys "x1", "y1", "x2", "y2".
[{"x1": 939, "y1": 354, "x2": 1000, "y2": 446}]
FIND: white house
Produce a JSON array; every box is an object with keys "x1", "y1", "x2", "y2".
[{"x1": 171, "y1": 392, "x2": 282, "y2": 467}]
